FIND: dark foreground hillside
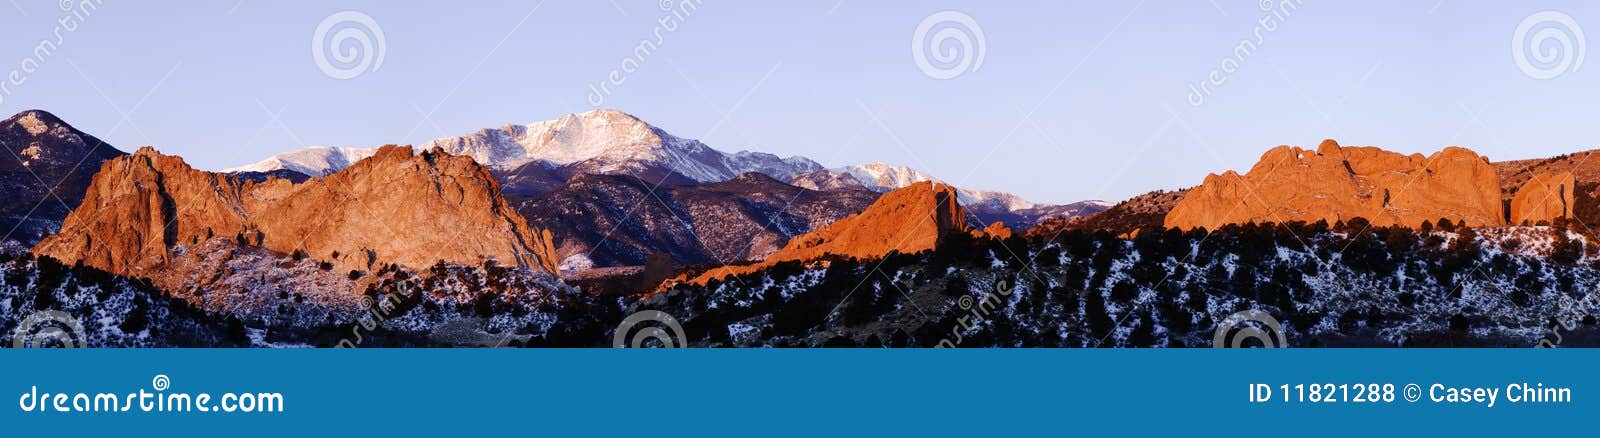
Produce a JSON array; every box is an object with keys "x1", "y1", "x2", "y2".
[
  {"x1": 6, "y1": 219, "x2": 1599, "y2": 347},
  {"x1": 635, "y1": 219, "x2": 1600, "y2": 347}
]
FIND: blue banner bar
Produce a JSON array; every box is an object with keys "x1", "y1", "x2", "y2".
[{"x1": 0, "y1": 349, "x2": 1588, "y2": 436}]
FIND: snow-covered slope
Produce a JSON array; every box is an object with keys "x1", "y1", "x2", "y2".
[
  {"x1": 835, "y1": 163, "x2": 1034, "y2": 210},
  {"x1": 226, "y1": 109, "x2": 823, "y2": 183},
  {"x1": 223, "y1": 146, "x2": 377, "y2": 176},
  {"x1": 641, "y1": 224, "x2": 1600, "y2": 347},
  {"x1": 430, "y1": 109, "x2": 825, "y2": 182},
  {"x1": 838, "y1": 163, "x2": 939, "y2": 193}
]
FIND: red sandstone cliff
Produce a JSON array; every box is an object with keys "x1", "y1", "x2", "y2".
[
  {"x1": 1509, "y1": 171, "x2": 1577, "y2": 225},
  {"x1": 1164, "y1": 140, "x2": 1505, "y2": 230},
  {"x1": 32, "y1": 145, "x2": 559, "y2": 277}
]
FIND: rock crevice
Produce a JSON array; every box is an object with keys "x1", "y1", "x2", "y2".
[{"x1": 1510, "y1": 171, "x2": 1577, "y2": 225}]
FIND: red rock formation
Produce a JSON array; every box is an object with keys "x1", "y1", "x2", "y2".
[
  {"x1": 671, "y1": 181, "x2": 977, "y2": 287},
  {"x1": 1164, "y1": 140, "x2": 1505, "y2": 230},
  {"x1": 983, "y1": 221, "x2": 1013, "y2": 240},
  {"x1": 771, "y1": 181, "x2": 972, "y2": 261},
  {"x1": 33, "y1": 146, "x2": 558, "y2": 277},
  {"x1": 1509, "y1": 171, "x2": 1577, "y2": 225}
]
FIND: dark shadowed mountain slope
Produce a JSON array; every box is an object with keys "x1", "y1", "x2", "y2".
[
  {"x1": 0, "y1": 110, "x2": 126, "y2": 246},
  {"x1": 513, "y1": 172, "x2": 878, "y2": 272},
  {"x1": 1028, "y1": 189, "x2": 1189, "y2": 238},
  {"x1": 230, "y1": 168, "x2": 312, "y2": 184}
]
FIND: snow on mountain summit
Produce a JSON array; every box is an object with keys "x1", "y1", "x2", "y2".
[
  {"x1": 225, "y1": 109, "x2": 823, "y2": 183},
  {"x1": 833, "y1": 162, "x2": 1036, "y2": 211},
  {"x1": 426, "y1": 109, "x2": 670, "y2": 169},
  {"x1": 220, "y1": 109, "x2": 1099, "y2": 227},
  {"x1": 223, "y1": 146, "x2": 377, "y2": 176}
]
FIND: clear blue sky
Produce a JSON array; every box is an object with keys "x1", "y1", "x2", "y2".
[{"x1": 2, "y1": 1, "x2": 1597, "y2": 205}]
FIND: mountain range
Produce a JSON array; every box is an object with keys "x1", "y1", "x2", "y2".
[
  {"x1": 10, "y1": 105, "x2": 1600, "y2": 347},
  {"x1": 224, "y1": 109, "x2": 1107, "y2": 230},
  {"x1": 0, "y1": 109, "x2": 1110, "y2": 286},
  {"x1": 517, "y1": 171, "x2": 878, "y2": 271}
]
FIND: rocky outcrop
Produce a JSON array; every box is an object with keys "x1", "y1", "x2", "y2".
[
  {"x1": 1493, "y1": 151, "x2": 1600, "y2": 226},
  {"x1": 1165, "y1": 140, "x2": 1505, "y2": 230},
  {"x1": 1492, "y1": 150, "x2": 1600, "y2": 201},
  {"x1": 33, "y1": 145, "x2": 558, "y2": 277},
  {"x1": 672, "y1": 181, "x2": 980, "y2": 287},
  {"x1": 1510, "y1": 171, "x2": 1577, "y2": 225},
  {"x1": 0, "y1": 110, "x2": 126, "y2": 245},
  {"x1": 769, "y1": 181, "x2": 972, "y2": 261},
  {"x1": 983, "y1": 221, "x2": 1013, "y2": 240}
]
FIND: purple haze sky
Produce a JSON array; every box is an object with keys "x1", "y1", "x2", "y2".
[{"x1": 1, "y1": 1, "x2": 1597, "y2": 204}]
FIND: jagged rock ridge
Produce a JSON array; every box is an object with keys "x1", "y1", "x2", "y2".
[
  {"x1": 1165, "y1": 140, "x2": 1506, "y2": 230},
  {"x1": 33, "y1": 145, "x2": 558, "y2": 277}
]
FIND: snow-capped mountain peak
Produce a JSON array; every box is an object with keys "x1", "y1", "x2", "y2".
[
  {"x1": 223, "y1": 146, "x2": 377, "y2": 176},
  {"x1": 428, "y1": 109, "x2": 667, "y2": 168},
  {"x1": 225, "y1": 109, "x2": 822, "y2": 183},
  {"x1": 219, "y1": 109, "x2": 1103, "y2": 228},
  {"x1": 839, "y1": 162, "x2": 938, "y2": 192},
  {"x1": 829, "y1": 162, "x2": 1036, "y2": 211}
]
